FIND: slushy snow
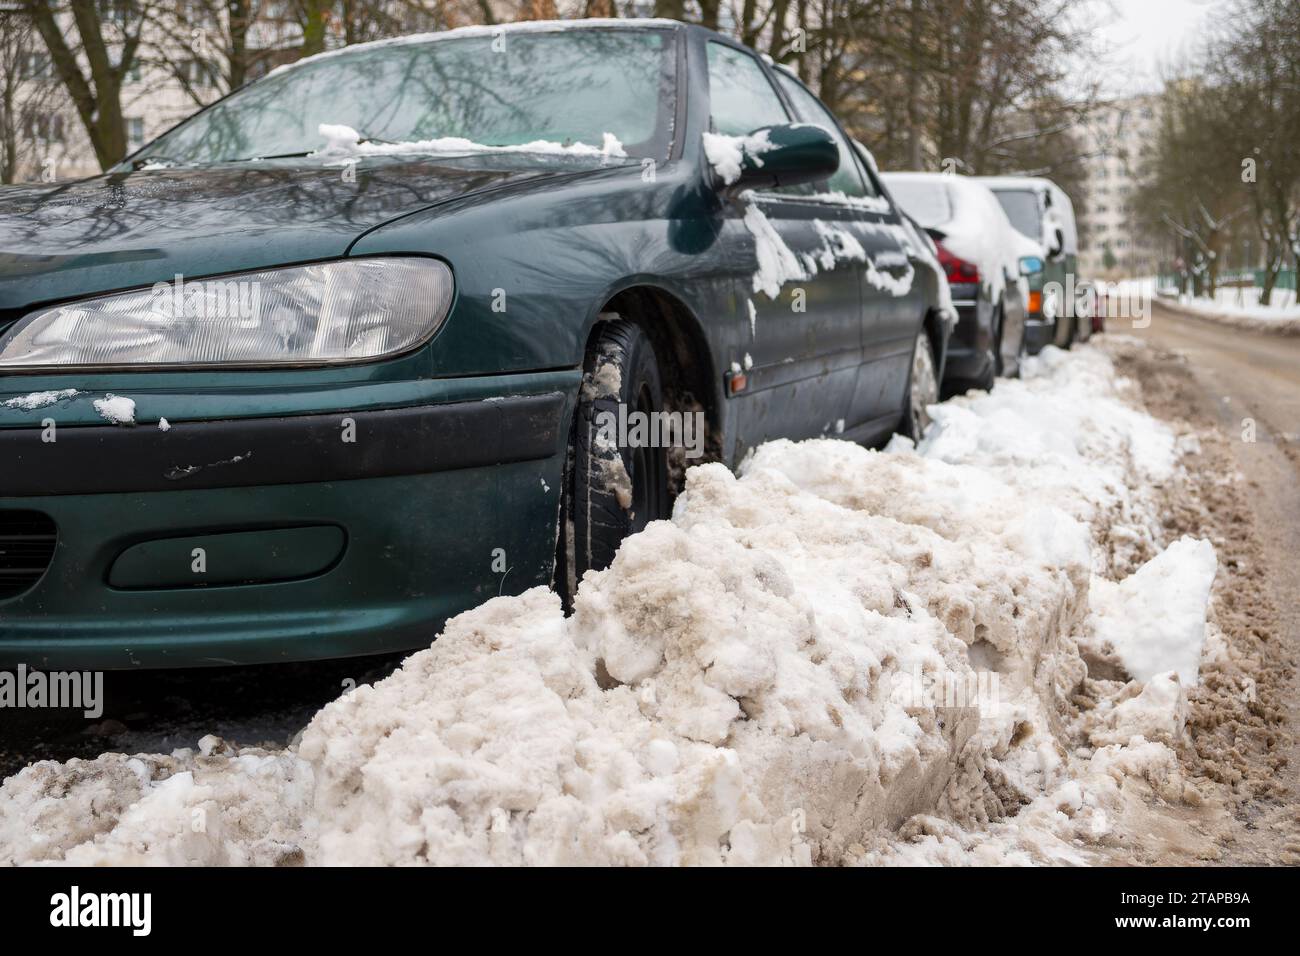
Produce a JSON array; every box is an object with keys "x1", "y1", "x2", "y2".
[
  {"x1": 1084, "y1": 536, "x2": 1217, "y2": 685},
  {"x1": 0, "y1": 343, "x2": 1214, "y2": 866},
  {"x1": 3, "y1": 389, "x2": 78, "y2": 410}
]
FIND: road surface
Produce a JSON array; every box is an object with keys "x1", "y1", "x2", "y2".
[{"x1": 1126, "y1": 302, "x2": 1300, "y2": 864}]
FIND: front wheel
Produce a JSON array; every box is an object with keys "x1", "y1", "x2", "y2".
[
  {"x1": 974, "y1": 303, "x2": 1002, "y2": 391},
  {"x1": 557, "y1": 320, "x2": 671, "y2": 604},
  {"x1": 899, "y1": 329, "x2": 939, "y2": 441}
]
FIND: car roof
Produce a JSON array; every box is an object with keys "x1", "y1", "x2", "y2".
[
  {"x1": 974, "y1": 175, "x2": 1061, "y2": 194},
  {"x1": 879, "y1": 171, "x2": 996, "y2": 197},
  {"x1": 267, "y1": 17, "x2": 694, "y2": 80}
]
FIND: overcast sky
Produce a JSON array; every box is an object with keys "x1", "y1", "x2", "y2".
[{"x1": 1079, "y1": 0, "x2": 1224, "y2": 96}]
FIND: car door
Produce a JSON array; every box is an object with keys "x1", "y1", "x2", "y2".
[
  {"x1": 772, "y1": 72, "x2": 923, "y2": 437},
  {"x1": 705, "y1": 41, "x2": 861, "y2": 448}
]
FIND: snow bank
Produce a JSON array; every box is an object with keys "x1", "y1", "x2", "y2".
[
  {"x1": 1084, "y1": 537, "x2": 1216, "y2": 685},
  {"x1": 0, "y1": 343, "x2": 1213, "y2": 866},
  {"x1": 1177, "y1": 285, "x2": 1299, "y2": 322}
]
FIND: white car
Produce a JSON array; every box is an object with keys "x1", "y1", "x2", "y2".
[
  {"x1": 977, "y1": 175, "x2": 1088, "y2": 349},
  {"x1": 881, "y1": 172, "x2": 1042, "y2": 391}
]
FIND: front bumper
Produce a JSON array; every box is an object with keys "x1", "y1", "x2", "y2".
[
  {"x1": 0, "y1": 376, "x2": 576, "y2": 669},
  {"x1": 941, "y1": 294, "x2": 994, "y2": 384}
]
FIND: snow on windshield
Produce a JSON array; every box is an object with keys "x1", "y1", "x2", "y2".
[{"x1": 314, "y1": 124, "x2": 627, "y2": 163}]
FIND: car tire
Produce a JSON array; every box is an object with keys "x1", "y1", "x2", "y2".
[
  {"x1": 557, "y1": 320, "x2": 671, "y2": 604},
  {"x1": 1008, "y1": 323, "x2": 1028, "y2": 379},
  {"x1": 899, "y1": 328, "x2": 939, "y2": 442},
  {"x1": 974, "y1": 303, "x2": 1001, "y2": 392},
  {"x1": 1054, "y1": 311, "x2": 1076, "y2": 350}
]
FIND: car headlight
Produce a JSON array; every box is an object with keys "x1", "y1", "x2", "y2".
[{"x1": 0, "y1": 257, "x2": 453, "y2": 369}]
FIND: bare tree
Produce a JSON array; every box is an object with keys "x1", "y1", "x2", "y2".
[
  {"x1": 1207, "y1": 0, "x2": 1300, "y2": 304},
  {"x1": 22, "y1": 0, "x2": 156, "y2": 170},
  {"x1": 1, "y1": 7, "x2": 63, "y2": 182}
]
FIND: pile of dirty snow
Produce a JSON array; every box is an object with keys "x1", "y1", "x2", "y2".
[{"x1": 0, "y1": 343, "x2": 1215, "y2": 866}]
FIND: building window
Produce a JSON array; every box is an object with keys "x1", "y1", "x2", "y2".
[
  {"x1": 180, "y1": 58, "x2": 216, "y2": 88},
  {"x1": 101, "y1": 0, "x2": 133, "y2": 25},
  {"x1": 24, "y1": 51, "x2": 52, "y2": 79},
  {"x1": 127, "y1": 117, "x2": 145, "y2": 150},
  {"x1": 24, "y1": 113, "x2": 64, "y2": 143}
]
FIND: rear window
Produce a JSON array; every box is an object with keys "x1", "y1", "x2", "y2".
[
  {"x1": 884, "y1": 178, "x2": 952, "y2": 228},
  {"x1": 992, "y1": 189, "x2": 1042, "y2": 240}
]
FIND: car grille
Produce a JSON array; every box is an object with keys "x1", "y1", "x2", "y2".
[{"x1": 0, "y1": 510, "x2": 57, "y2": 599}]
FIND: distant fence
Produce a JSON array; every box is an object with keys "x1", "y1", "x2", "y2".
[{"x1": 1158, "y1": 269, "x2": 1296, "y2": 292}]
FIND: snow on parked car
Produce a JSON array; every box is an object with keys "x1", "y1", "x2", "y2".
[{"x1": 882, "y1": 172, "x2": 1042, "y2": 393}]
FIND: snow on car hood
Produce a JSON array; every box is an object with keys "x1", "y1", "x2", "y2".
[{"x1": 0, "y1": 342, "x2": 1217, "y2": 866}]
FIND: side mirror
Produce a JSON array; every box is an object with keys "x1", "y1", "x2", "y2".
[
  {"x1": 724, "y1": 123, "x2": 839, "y2": 192},
  {"x1": 1019, "y1": 255, "x2": 1044, "y2": 276},
  {"x1": 1047, "y1": 228, "x2": 1065, "y2": 259}
]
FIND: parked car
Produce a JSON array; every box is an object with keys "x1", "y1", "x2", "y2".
[
  {"x1": 0, "y1": 20, "x2": 951, "y2": 668},
  {"x1": 853, "y1": 141, "x2": 958, "y2": 356},
  {"x1": 976, "y1": 176, "x2": 1087, "y2": 350},
  {"x1": 881, "y1": 172, "x2": 1039, "y2": 393}
]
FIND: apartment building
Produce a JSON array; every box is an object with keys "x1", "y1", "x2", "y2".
[{"x1": 1074, "y1": 94, "x2": 1167, "y2": 279}]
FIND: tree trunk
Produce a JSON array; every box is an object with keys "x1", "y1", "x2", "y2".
[
  {"x1": 653, "y1": 0, "x2": 685, "y2": 21},
  {"x1": 229, "y1": 0, "x2": 251, "y2": 89},
  {"x1": 906, "y1": 0, "x2": 923, "y2": 168},
  {"x1": 300, "y1": 0, "x2": 331, "y2": 57},
  {"x1": 25, "y1": 0, "x2": 130, "y2": 170}
]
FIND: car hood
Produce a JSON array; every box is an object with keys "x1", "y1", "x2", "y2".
[{"x1": 0, "y1": 154, "x2": 612, "y2": 315}]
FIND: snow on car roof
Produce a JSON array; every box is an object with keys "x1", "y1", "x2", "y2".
[
  {"x1": 266, "y1": 17, "x2": 685, "y2": 80},
  {"x1": 975, "y1": 175, "x2": 1061, "y2": 194}
]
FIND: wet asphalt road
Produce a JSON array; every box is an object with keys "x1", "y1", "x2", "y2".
[
  {"x1": 1140, "y1": 303, "x2": 1300, "y2": 790},
  {"x1": 0, "y1": 652, "x2": 405, "y2": 780}
]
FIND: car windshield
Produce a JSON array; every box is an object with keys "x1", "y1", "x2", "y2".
[
  {"x1": 133, "y1": 28, "x2": 677, "y2": 166},
  {"x1": 991, "y1": 189, "x2": 1042, "y2": 240},
  {"x1": 883, "y1": 178, "x2": 952, "y2": 229}
]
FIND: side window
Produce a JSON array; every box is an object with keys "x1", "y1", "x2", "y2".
[
  {"x1": 774, "y1": 72, "x2": 870, "y2": 199},
  {"x1": 706, "y1": 42, "x2": 790, "y2": 136}
]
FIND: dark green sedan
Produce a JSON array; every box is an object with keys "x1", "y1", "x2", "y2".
[{"x1": 0, "y1": 20, "x2": 951, "y2": 668}]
